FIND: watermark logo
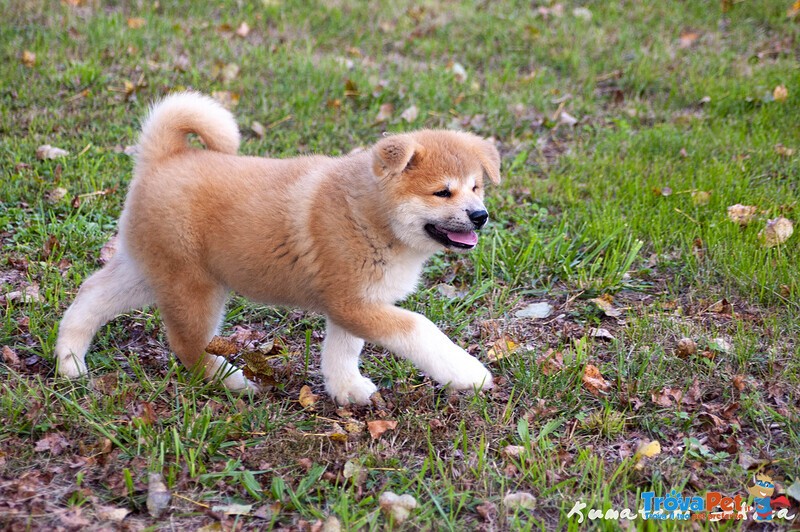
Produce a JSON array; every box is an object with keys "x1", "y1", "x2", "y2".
[{"x1": 567, "y1": 473, "x2": 796, "y2": 524}]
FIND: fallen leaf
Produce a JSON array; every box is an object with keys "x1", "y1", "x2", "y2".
[
  {"x1": 588, "y1": 327, "x2": 615, "y2": 341},
  {"x1": 35, "y1": 432, "x2": 70, "y2": 455},
  {"x1": 582, "y1": 364, "x2": 611, "y2": 396},
  {"x1": 450, "y1": 62, "x2": 467, "y2": 83},
  {"x1": 45, "y1": 187, "x2": 68, "y2": 204},
  {"x1": 211, "y1": 91, "x2": 239, "y2": 109},
  {"x1": 652, "y1": 387, "x2": 682, "y2": 407},
  {"x1": 709, "y1": 337, "x2": 732, "y2": 353},
  {"x1": 5, "y1": 284, "x2": 42, "y2": 304},
  {"x1": 487, "y1": 336, "x2": 519, "y2": 362},
  {"x1": 589, "y1": 296, "x2": 623, "y2": 318},
  {"x1": 732, "y1": 374, "x2": 746, "y2": 391},
  {"x1": 220, "y1": 63, "x2": 240, "y2": 83},
  {"x1": 174, "y1": 53, "x2": 191, "y2": 72},
  {"x1": 759, "y1": 217, "x2": 794, "y2": 247},
  {"x1": 321, "y1": 515, "x2": 342, "y2": 532},
  {"x1": 572, "y1": 7, "x2": 592, "y2": 20},
  {"x1": 327, "y1": 422, "x2": 348, "y2": 443},
  {"x1": 146, "y1": 472, "x2": 171, "y2": 518},
  {"x1": 476, "y1": 502, "x2": 497, "y2": 521},
  {"x1": 691, "y1": 190, "x2": 711, "y2": 206},
  {"x1": 400, "y1": 105, "x2": 419, "y2": 123},
  {"x1": 727, "y1": 204, "x2": 757, "y2": 225},
  {"x1": 773, "y1": 85, "x2": 788, "y2": 102},
  {"x1": 36, "y1": 144, "x2": 69, "y2": 160},
  {"x1": 679, "y1": 31, "x2": 700, "y2": 49},
  {"x1": 367, "y1": 419, "x2": 397, "y2": 440},
  {"x1": 375, "y1": 103, "x2": 394, "y2": 123},
  {"x1": 211, "y1": 503, "x2": 252, "y2": 515},
  {"x1": 251, "y1": 121, "x2": 266, "y2": 138},
  {"x1": 676, "y1": 338, "x2": 697, "y2": 357},
  {"x1": 503, "y1": 491, "x2": 536, "y2": 510},
  {"x1": 342, "y1": 459, "x2": 367, "y2": 485},
  {"x1": 557, "y1": 110, "x2": 578, "y2": 126},
  {"x1": 738, "y1": 452, "x2": 768, "y2": 470},
  {"x1": 661, "y1": 186, "x2": 673, "y2": 196},
  {"x1": 299, "y1": 385, "x2": 319, "y2": 409},
  {"x1": 786, "y1": 480, "x2": 800, "y2": 502},
  {"x1": 515, "y1": 302, "x2": 553, "y2": 319},
  {"x1": 21, "y1": 50, "x2": 36, "y2": 67},
  {"x1": 2, "y1": 346, "x2": 21, "y2": 367},
  {"x1": 379, "y1": 492, "x2": 417, "y2": 524},
  {"x1": 98, "y1": 235, "x2": 118, "y2": 264},
  {"x1": 635, "y1": 440, "x2": 662, "y2": 459},
  {"x1": 502, "y1": 445, "x2": 525, "y2": 459},
  {"x1": 235, "y1": 22, "x2": 251, "y2": 37},
  {"x1": 206, "y1": 336, "x2": 239, "y2": 356},
  {"x1": 536, "y1": 348, "x2": 563, "y2": 376},
  {"x1": 96, "y1": 506, "x2": 131, "y2": 522},
  {"x1": 774, "y1": 144, "x2": 795, "y2": 157},
  {"x1": 126, "y1": 17, "x2": 146, "y2": 29}
]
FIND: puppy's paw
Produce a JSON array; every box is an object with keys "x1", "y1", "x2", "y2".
[
  {"x1": 56, "y1": 354, "x2": 88, "y2": 379},
  {"x1": 441, "y1": 355, "x2": 493, "y2": 391},
  {"x1": 326, "y1": 375, "x2": 378, "y2": 406},
  {"x1": 221, "y1": 369, "x2": 263, "y2": 394}
]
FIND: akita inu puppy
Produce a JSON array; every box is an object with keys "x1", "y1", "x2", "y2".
[{"x1": 55, "y1": 92, "x2": 499, "y2": 404}]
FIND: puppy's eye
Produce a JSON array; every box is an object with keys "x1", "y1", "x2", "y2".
[
  {"x1": 472, "y1": 185, "x2": 479, "y2": 192},
  {"x1": 433, "y1": 189, "x2": 452, "y2": 198}
]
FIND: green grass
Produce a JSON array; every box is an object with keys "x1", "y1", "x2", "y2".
[{"x1": 2, "y1": 0, "x2": 799, "y2": 529}]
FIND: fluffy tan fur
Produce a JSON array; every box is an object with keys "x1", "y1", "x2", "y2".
[{"x1": 56, "y1": 92, "x2": 501, "y2": 404}]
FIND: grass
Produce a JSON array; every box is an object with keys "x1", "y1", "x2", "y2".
[{"x1": 2, "y1": 0, "x2": 799, "y2": 529}]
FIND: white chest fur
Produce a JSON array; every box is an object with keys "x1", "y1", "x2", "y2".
[{"x1": 363, "y1": 249, "x2": 429, "y2": 304}]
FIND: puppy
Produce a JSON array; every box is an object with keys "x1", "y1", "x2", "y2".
[{"x1": 55, "y1": 92, "x2": 499, "y2": 404}]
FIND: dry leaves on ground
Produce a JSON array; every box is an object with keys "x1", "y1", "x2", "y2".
[
  {"x1": 582, "y1": 364, "x2": 611, "y2": 396},
  {"x1": 379, "y1": 492, "x2": 417, "y2": 524},
  {"x1": 367, "y1": 419, "x2": 397, "y2": 440}
]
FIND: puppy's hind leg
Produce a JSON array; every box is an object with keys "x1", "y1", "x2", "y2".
[
  {"x1": 321, "y1": 319, "x2": 377, "y2": 405},
  {"x1": 155, "y1": 275, "x2": 260, "y2": 393},
  {"x1": 55, "y1": 251, "x2": 154, "y2": 378}
]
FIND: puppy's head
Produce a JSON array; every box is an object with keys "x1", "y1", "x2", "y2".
[{"x1": 373, "y1": 130, "x2": 500, "y2": 254}]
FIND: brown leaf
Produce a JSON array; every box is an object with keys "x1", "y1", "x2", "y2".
[
  {"x1": 400, "y1": 105, "x2": 419, "y2": 123},
  {"x1": 503, "y1": 491, "x2": 537, "y2": 510},
  {"x1": 367, "y1": 419, "x2": 398, "y2": 440},
  {"x1": 99, "y1": 235, "x2": 119, "y2": 264},
  {"x1": 773, "y1": 85, "x2": 788, "y2": 102},
  {"x1": 206, "y1": 336, "x2": 239, "y2": 356},
  {"x1": 536, "y1": 348, "x2": 563, "y2": 376},
  {"x1": 732, "y1": 374, "x2": 747, "y2": 391},
  {"x1": 251, "y1": 121, "x2": 266, "y2": 138},
  {"x1": 2, "y1": 346, "x2": 21, "y2": 367},
  {"x1": 487, "y1": 336, "x2": 519, "y2": 362},
  {"x1": 35, "y1": 432, "x2": 71, "y2": 455},
  {"x1": 589, "y1": 296, "x2": 623, "y2": 318},
  {"x1": 298, "y1": 385, "x2": 319, "y2": 409},
  {"x1": 679, "y1": 31, "x2": 700, "y2": 48},
  {"x1": 96, "y1": 505, "x2": 131, "y2": 522},
  {"x1": 21, "y1": 50, "x2": 36, "y2": 67},
  {"x1": 774, "y1": 143, "x2": 795, "y2": 157},
  {"x1": 588, "y1": 327, "x2": 615, "y2": 341},
  {"x1": 683, "y1": 378, "x2": 702, "y2": 407},
  {"x1": 727, "y1": 204, "x2": 757, "y2": 226},
  {"x1": 146, "y1": 472, "x2": 170, "y2": 518},
  {"x1": 235, "y1": 22, "x2": 251, "y2": 38},
  {"x1": 379, "y1": 492, "x2": 417, "y2": 524},
  {"x1": 652, "y1": 387, "x2": 682, "y2": 407},
  {"x1": 45, "y1": 187, "x2": 68, "y2": 204},
  {"x1": 374, "y1": 103, "x2": 394, "y2": 123},
  {"x1": 126, "y1": 17, "x2": 146, "y2": 29},
  {"x1": 759, "y1": 217, "x2": 794, "y2": 247},
  {"x1": 675, "y1": 337, "x2": 697, "y2": 357},
  {"x1": 582, "y1": 364, "x2": 611, "y2": 396},
  {"x1": 211, "y1": 91, "x2": 239, "y2": 109},
  {"x1": 36, "y1": 144, "x2": 69, "y2": 160}
]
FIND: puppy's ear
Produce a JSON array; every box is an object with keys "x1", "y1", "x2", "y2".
[
  {"x1": 476, "y1": 139, "x2": 501, "y2": 184},
  {"x1": 373, "y1": 135, "x2": 424, "y2": 178}
]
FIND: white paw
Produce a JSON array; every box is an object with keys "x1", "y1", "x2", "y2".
[
  {"x1": 438, "y1": 354, "x2": 493, "y2": 391},
  {"x1": 221, "y1": 369, "x2": 263, "y2": 393},
  {"x1": 57, "y1": 354, "x2": 88, "y2": 379},
  {"x1": 325, "y1": 375, "x2": 378, "y2": 405},
  {"x1": 204, "y1": 355, "x2": 262, "y2": 393}
]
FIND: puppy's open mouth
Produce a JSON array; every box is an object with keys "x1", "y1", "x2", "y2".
[{"x1": 424, "y1": 224, "x2": 479, "y2": 249}]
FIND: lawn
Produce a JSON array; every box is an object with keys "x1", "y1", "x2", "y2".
[{"x1": 1, "y1": 0, "x2": 799, "y2": 529}]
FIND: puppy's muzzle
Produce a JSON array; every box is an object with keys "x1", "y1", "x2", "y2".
[{"x1": 468, "y1": 209, "x2": 489, "y2": 229}]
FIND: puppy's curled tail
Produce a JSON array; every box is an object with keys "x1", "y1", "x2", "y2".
[{"x1": 136, "y1": 92, "x2": 240, "y2": 165}]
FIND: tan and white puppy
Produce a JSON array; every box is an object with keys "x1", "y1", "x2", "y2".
[{"x1": 55, "y1": 92, "x2": 500, "y2": 404}]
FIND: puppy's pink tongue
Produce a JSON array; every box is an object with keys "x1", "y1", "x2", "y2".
[{"x1": 446, "y1": 230, "x2": 478, "y2": 246}]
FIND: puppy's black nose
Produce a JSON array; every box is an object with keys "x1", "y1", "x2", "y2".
[{"x1": 468, "y1": 209, "x2": 489, "y2": 229}]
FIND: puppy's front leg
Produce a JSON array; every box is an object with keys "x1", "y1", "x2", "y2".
[
  {"x1": 332, "y1": 305, "x2": 493, "y2": 392},
  {"x1": 321, "y1": 319, "x2": 377, "y2": 405}
]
